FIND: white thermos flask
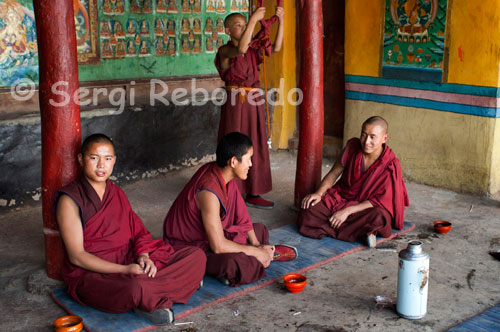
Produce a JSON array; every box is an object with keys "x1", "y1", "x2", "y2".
[{"x1": 397, "y1": 240, "x2": 429, "y2": 319}]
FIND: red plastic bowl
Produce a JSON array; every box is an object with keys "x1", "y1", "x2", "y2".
[
  {"x1": 434, "y1": 221, "x2": 452, "y2": 234},
  {"x1": 53, "y1": 315, "x2": 83, "y2": 332},
  {"x1": 283, "y1": 273, "x2": 307, "y2": 293}
]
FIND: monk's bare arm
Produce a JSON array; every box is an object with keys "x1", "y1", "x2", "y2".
[
  {"x1": 197, "y1": 190, "x2": 274, "y2": 267},
  {"x1": 237, "y1": 7, "x2": 265, "y2": 54},
  {"x1": 246, "y1": 229, "x2": 260, "y2": 246},
  {"x1": 272, "y1": 7, "x2": 284, "y2": 53},
  {"x1": 56, "y1": 195, "x2": 144, "y2": 275},
  {"x1": 329, "y1": 200, "x2": 374, "y2": 229},
  {"x1": 301, "y1": 159, "x2": 344, "y2": 209},
  {"x1": 218, "y1": 8, "x2": 266, "y2": 70}
]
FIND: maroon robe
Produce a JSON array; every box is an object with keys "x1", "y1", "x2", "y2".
[
  {"x1": 163, "y1": 162, "x2": 268, "y2": 286},
  {"x1": 248, "y1": 0, "x2": 283, "y2": 56},
  {"x1": 55, "y1": 177, "x2": 206, "y2": 313},
  {"x1": 298, "y1": 138, "x2": 410, "y2": 241},
  {"x1": 215, "y1": 41, "x2": 272, "y2": 196}
]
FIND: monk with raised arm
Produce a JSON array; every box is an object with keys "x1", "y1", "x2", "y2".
[
  {"x1": 297, "y1": 116, "x2": 410, "y2": 247},
  {"x1": 215, "y1": 6, "x2": 284, "y2": 209},
  {"x1": 55, "y1": 134, "x2": 206, "y2": 325},
  {"x1": 163, "y1": 132, "x2": 276, "y2": 286}
]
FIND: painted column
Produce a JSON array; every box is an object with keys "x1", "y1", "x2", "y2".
[
  {"x1": 34, "y1": 0, "x2": 81, "y2": 279},
  {"x1": 294, "y1": 0, "x2": 324, "y2": 207}
]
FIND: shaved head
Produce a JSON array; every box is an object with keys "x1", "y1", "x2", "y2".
[
  {"x1": 81, "y1": 133, "x2": 115, "y2": 155},
  {"x1": 362, "y1": 116, "x2": 388, "y2": 134},
  {"x1": 224, "y1": 13, "x2": 245, "y2": 28}
]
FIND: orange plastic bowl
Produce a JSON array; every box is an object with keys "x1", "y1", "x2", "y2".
[
  {"x1": 53, "y1": 315, "x2": 83, "y2": 332},
  {"x1": 434, "y1": 221, "x2": 452, "y2": 234},
  {"x1": 283, "y1": 273, "x2": 307, "y2": 293}
]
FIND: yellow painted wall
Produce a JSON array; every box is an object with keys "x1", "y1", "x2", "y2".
[
  {"x1": 345, "y1": 0, "x2": 384, "y2": 77},
  {"x1": 344, "y1": 0, "x2": 500, "y2": 86},
  {"x1": 259, "y1": 0, "x2": 297, "y2": 149},
  {"x1": 343, "y1": 0, "x2": 500, "y2": 196},
  {"x1": 344, "y1": 101, "x2": 495, "y2": 195},
  {"x1": 490, "y1": 119, "x2": 500, "y2": 196},
  {"x1": 447, "y1": 1, "x2": 500, "y2": 87}
]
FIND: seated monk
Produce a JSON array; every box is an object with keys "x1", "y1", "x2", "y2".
[
  {"x1": 55, "y1": 134, "x2": 206, "y2": 325},
  {"x1": 163, "y1": 132, "x2": 275, "y2": 287},
  {"x1": 297, "y1": 116, "x2": 409, "y2": 247}
]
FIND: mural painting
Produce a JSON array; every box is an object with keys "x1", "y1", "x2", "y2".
[
  {"x1": 382, "y1": 0, "x2": 447, "y2": 82},
  {"x1": 0, "y1": 0, "x2": 249, "y2": 87},
  {"x1": 0, "y1": 0, "x2": 37, "y2": 87},
  {"x1": 75, "y1": 0, "x2": 99, "y2": 64}
]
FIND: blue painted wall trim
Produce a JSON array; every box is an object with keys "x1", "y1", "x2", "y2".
[
  {"x1": 382, "y1": 66, "x2": 443, "y2": 83},
  {"x1": 346, "y1": 91, "x2": 500, "y2": 118},
  {"x1": 345, "y1": 75, "x2": 500, "y2": 97},
  {"x1": 345, "y1": 75, "x2": 500, "y2": 118}
]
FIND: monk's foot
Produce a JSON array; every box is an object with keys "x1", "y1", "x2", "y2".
[
  {"x1": 245, "y1": 195, "x2": 274, "y2": 209},
  {"x1": 217, "y1": 276, "x2": 230, "y2": 286},
  {"x1": 198, "y1": 279, "x2": 204, "y2": 290},
  {"x1": 133, "y1": 307, "x2": 174, "y2": 325},
  {"x1": 367, "y1": 234, "x2": 377, "y2": 248}
]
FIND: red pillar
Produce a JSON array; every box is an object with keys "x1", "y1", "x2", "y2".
[
  {"x1": 294, "y1": 0, "x2": 324, "y2": 207},
  {"x1": 34, "y1": 0, "x2": 81, "y2": 279}
]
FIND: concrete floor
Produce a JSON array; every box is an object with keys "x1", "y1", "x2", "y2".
[{"x1": 0, "y1": 150, "x2": 499, "y2": 332}]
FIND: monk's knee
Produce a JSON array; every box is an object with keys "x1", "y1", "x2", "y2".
[
  {"x1": 191, "y1": 247, "x2": 208, "y2": 270},
  {"x1": 297, "y1": 208, "x2": 311, "y2": 227},
  {"x1": 368, "y1": 207, "x2": 391, "y2": 222}
]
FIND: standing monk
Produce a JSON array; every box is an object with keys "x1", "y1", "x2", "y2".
[
  {"x1": 297, "y1": 116, "x2": 410, "y2": 247},
  {"x1": 215, "y1": 6, "x2": 284, "y2": 209},
  {"x1": 163, "y1": 132, "x2": 275, "y2": 287},
  {"x1": 55, "y1": 134, "x2": 206, "y2": 325}
]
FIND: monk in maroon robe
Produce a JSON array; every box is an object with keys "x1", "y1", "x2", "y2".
[
  {"x1": 214, "y1": 6, "x2": 284, "y2": 209},
  {"x1": 163, "y1": 132, "x2": 275, "y2": 286},
  {"x1": 297, "y1": 116, "x2": 410, "y2": 247},
  {"x1": 55, "y1": 134, "x2": 206, "y2": 325}
]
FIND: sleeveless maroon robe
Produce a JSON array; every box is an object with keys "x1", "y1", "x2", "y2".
[
  {"x1": 298, "y1": 138, "x2": 410, "y2": 241},
  {"x1": 163, "y1": 162, "x2": 268, "y2": 286},
  {"x1": 215, "y1": 42, "x2": 272, "y2": 196},
  {"x1": 55, "y1": 177, "x2": 206, "y2": 313}
]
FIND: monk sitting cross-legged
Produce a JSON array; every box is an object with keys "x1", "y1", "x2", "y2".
[
  {"x1": 297, "y1": 116, "x2": 410, "y2": 248},
  {"x1": 163, "y1": 132, "x2": 278, "y2": 287},
  {"x1": 55, "y1": 134, "x2": 206, "y2": 326}
]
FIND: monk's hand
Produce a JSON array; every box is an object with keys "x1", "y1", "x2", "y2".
[
  {"x1": 329, "y1": 208, "x2": 350, "y2": 229},
  {"x1": 255, "y1": 245, "x2": 274, "y2": 268},
  {"x1": 137, "y1": 254, "x2": 157, "y2": 278},
  {"x1": 275, "y1": 6, "x2": 284, "y2": 21},
  {"x1": 301, "y1": 193, "x2": 321, "y2": 209},
  {"x1": 250, "y1": 7, "x2": 266, "y2": 23},
  {"x1": 126, "y1": 263, "x2": 145, "y2": 275}
]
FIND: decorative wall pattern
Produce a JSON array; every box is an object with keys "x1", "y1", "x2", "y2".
[
  {"x1": 382, "y1": 0, "x2": 447, "y2": 82},
  {"x1": 98, "y1": 0, "x2": 249, "y2": 60}
]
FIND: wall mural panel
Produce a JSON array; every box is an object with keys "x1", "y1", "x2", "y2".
[
  {"x1": 75, "y1": 0, "x2": 100, "y2": 64},
  {"x1": 0, "y1": 0, "x2": 249, "y2": 87},
  {"x1": 0, "y1": 0, "x2": 38, "y2": 87},
  {"x1": 382, "y1": 0, "x2": 447, "y2": 82},
  {"x1": 78, "y1": 0, "x2": 249, "y2": 82}
]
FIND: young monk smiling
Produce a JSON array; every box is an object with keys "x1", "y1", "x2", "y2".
[{"x1": 298, "y1": 116, "x2": 410, "y2": 247}]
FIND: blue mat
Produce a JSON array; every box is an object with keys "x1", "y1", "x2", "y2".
[
  {"x1": 448, "y1": 304, "x2": 500, "y2": 332},
  {"x1": 51, "y1": 222, "x2": 415, "y2": 332}
]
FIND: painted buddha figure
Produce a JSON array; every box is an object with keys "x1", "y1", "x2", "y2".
[{"x1": 205, "y1": 18, "x2": 213, "y2": 34}]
